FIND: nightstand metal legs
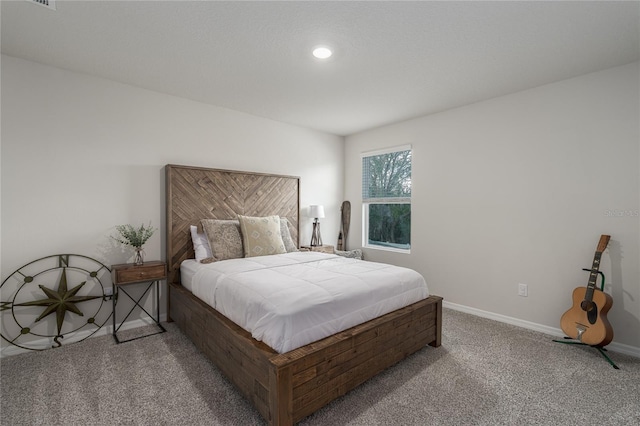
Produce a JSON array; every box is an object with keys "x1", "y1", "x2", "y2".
[{"x1": 113, "y1": 279, "x2": 166, "y2": 344}]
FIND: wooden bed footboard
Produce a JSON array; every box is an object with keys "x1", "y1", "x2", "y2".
[{"x1": 170, "y1": 281, "x2": 442, "y2": 425}]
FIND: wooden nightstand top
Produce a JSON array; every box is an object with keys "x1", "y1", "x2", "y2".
[{"x1": 111, "y1": 261, "x2": 167, "y2": 286}]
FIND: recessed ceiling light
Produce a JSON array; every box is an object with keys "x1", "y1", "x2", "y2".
[{"x1": 312, "y1": 47, "x2": 332, "y2": 59}]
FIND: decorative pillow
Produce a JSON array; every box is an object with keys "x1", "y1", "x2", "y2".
[
  {"x1": 335, "y1": 249, "x2": 363, "y2": 260},
  {"x1": 200, "y1": 219, "x2": 244, "y2": 261},
  {"x1": 190, "y1": 225, "x2": 213, "y2": 262},
  {"x1": 238, "y1": 215, "x2": 286, "y2": 258},
  {"x1": 279, "y1": 218, "x2": 298, "y2": 253}
]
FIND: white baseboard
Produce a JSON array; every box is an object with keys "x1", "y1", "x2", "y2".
[
  {"x1": 443, "y1": 301, "x2": 640, "y2": 358},
  {"x1": 0, "y1": 314, "x2": 168, "y2": 358}
]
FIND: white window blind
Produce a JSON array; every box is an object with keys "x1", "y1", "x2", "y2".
[{"x1": 362, "y1": 146, "x2": 412, "y2": 202}]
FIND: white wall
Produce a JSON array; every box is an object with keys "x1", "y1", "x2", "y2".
[
  {"x1": 1, "y1": 55, "x2": 343, "y2": 349},
  {"x1": 345, "y1": 62, "x2": 640, "y2": 350},
  {"x1": 3, "y1": 54, "x2": 638, "y2": 354}
]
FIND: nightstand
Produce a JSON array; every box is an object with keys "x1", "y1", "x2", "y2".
[
  {"x1": 111, "y1": 261, "x2": 167, "y2": 343},
  {"x1": 299, "y1": 245, "x2": 335, "y2": 254}
]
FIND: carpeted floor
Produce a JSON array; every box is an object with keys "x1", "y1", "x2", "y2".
[{"x1": 1, "y1": 309, "x2": 638, "y2": 425}]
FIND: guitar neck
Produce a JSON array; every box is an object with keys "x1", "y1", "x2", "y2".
[
  {"x1": 584, "y1": 251, "x2": 603, "y2": 298},
  {"x1": 584, "y1": 235, "x2": 610, "y2": 299}
]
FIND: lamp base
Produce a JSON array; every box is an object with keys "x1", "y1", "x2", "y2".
[{"x1": 310, "y1": 221, "x2": 323, "y2": 247}]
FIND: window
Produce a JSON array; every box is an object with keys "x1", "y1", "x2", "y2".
[{"x1": 362, "y1": 146, "x2": 411, "y2": 252}]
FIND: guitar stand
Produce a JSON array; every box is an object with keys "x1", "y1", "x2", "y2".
[
  {"x1": 552, "y1": 338, "x2": 619, "y2": 369},
  {"x1": 553, "y1": 270, "x2": 620, "y2": 370}
]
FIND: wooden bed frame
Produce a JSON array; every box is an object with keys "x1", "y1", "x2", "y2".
[{"x1": 165, "y1": 164, "x2": 442, "y2": 425}]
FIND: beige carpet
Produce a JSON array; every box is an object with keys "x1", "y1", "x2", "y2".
[{"x1": 1, "y1": 309, "x2": 639, "y2": 425}]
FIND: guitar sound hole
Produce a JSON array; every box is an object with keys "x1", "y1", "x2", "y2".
[{"x1": 580, "y1": 300, "x2": 595, "y2": 312}]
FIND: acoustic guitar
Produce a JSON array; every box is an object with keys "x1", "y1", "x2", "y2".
[{"x1": 560, "y1": 235, "x2": 614, "y2": 347}]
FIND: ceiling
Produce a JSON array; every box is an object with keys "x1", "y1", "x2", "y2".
[{"x1": 2, "y1": 1, "x2": 639, "y2": 136}]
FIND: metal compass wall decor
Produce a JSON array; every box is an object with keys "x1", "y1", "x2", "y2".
[{"x1": 1, "y1": 254, "x2": 113, "y2": 351}]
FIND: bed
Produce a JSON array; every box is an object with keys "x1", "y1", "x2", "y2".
[{"x1": 165, "y1": 164, "x2": 442, "y2": 425}]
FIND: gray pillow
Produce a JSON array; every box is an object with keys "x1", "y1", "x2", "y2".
[
  {"x1": 200, "y1": 219, "x2": 244, "y2": 261},
  {"x1": 335, "y1": 249, "x2": 363, "y2": 260}
]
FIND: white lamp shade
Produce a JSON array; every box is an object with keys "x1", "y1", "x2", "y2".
[{"x1": 309, "y1": 205, "x2": 325, "y2": 219}]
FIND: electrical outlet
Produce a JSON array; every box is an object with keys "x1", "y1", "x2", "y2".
[{"x1": 518, "y1": 283, "x2": 528, "y2": 297}]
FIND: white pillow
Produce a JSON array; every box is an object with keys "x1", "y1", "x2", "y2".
[
  {"x1": 190, "y1": 225, "x2": 213, "y2": 262},
  {"x1": 280, "y1": 218, "x2": 298, "y2": 252}
]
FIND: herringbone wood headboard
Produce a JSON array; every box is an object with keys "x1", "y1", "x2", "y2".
[{"x1": 165, "y1": 164, "x2": 300, "y2": 285}]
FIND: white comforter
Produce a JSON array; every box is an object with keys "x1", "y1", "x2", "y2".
[{"x1": 184, "y1": 251, "x2": 428, "y2": 353}]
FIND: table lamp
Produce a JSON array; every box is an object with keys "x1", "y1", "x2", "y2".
[{"x1": 309, "y1": 205, "x2": 325, "y2": 246}]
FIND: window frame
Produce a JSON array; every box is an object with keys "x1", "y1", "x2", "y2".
[{"x1": 361, "y1": 145, "x2": 412, "y2": 254}]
